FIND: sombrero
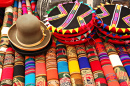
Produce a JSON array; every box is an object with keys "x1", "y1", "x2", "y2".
[
  {"x1": 95, "y1": 3, "x2": 130, "y2": 33},
  {"x1": 44, "y1": 1, "x2": 96, "y2": 34},
  {"x1": 8, "y1": 14, "x2": 51, "y2": 51},
  {"x1": 57, "y1": 29, "x2": 96, "y2": 45},
  {"x1": 97, "y1": 29, "x2": 130, "y2": 45}
]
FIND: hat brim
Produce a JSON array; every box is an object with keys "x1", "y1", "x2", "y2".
[
  {"x1": 10, "y1": 38, "x2": 52, "y2": 56},
  {"x1": 8, "y1": 21, "x2": 51, "y2": 51}
]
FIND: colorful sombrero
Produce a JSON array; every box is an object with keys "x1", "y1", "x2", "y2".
[
  {"x1": 95, "y1": 3, "x2": 130, "y2": 33},
  {"x1": 44, "y1": 1, "x2": 97, "y2": 45}
]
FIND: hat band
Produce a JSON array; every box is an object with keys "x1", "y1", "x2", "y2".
[{"x1": 16, "y1": 33, "x2": 45, "y2": 47}]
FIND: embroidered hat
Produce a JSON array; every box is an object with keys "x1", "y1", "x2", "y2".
[
  {"x1": 8, "y1": 14, "x2": 51, "y2": 51},
  {"x1": 95, "y1": 3, "x2": 130, "y2": 33}
]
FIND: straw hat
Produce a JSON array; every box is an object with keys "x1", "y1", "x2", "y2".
[{"x1": 8, "y1": 14, "x2": 51, "y2": 51}]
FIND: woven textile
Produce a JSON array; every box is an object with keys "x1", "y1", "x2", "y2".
[
  {"x1": 56, "y1": 41, "x2": 71, "y2": 86},
  {"x1": 35, "y1": 54, "x2": 47, "y2": 86},
  {"x1": 30, "y1": 0, "x2": 36, "y2": 14},
  {"x1": 95, "y1": 38, "x2": 120, "y2": 86},
  {"x1": 125, "y1": 45, "x2": 130, "y2": 57},
  {"x1": 1, "y1": 47, "x2": 15, "y2": 86},
  {"x1": 13, "y1": 52, "x2": 24, "y2": 86},
  {"x1": 3, "y1": 12, "x2": 13, "y2": 27},
  {"x1": 22, "y1": 0, "x2": 27, "y2": 14},
  {"x1": 25, "y1": 56, "x2": 35, "y2": 86},
  {"x1": 104, "y1": 42, "x2": 130, "y2": 86},
  {"x1": 66, "y1": 45, "x2": 83, "y2": 86},
  {"x1": 13, "y1": 0, "x2": 18, "y2": 24},
  {"x1": 18, "y1": 0, "x2": 22, "y2": 17},
  {"x1": 115, "y1": 45, "x2": 130, "y2": 79},
  {"x1": 26, "y1": 0, "x2": 32, "y2": 14},
  {"x1": 85, "y1": 42, "x2": 107, "y2": 86},
  {"x1": 76, "y1": 44, "x2": 95, "y2": 86},
  {"x1": 46, "y1": 42, "x2": 59, "y2": 86},
  {"x1": 0, "y1": 51, "x2": 5, "y2": 81}
]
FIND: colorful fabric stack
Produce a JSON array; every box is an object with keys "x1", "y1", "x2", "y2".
[
  {"x1": 125, "y1": 45, "x2": 130, "y2": 57},
  {"x1": 30, "y1": 0, "x2": 36, "y2": 14},
  {"x1": 85, "y1": 41, "x2": 107, "y2": 86},
  {"x1": 1, "y1": 47, "x2": 15, "y2": 86},
  {"x1": 35, "y1": 54, "x2": 47, "y2": 86},
  {"x1": 115, "y1": 45, "x2": 130, "y2": 78},
  {"x1": 76, "y1": 44, "x2": 95, "y2": 86},
  {"x1": 13, "y1": 0, "x2": 18, "y2": 24},
  {"x1": 26, "y1": 0, "x2": 32, "y2": 14},
  {"x1": 95, "y1": 38, "x2": 120, "y2": 86},
  {"x1": 46, "y1": 41, "x2": 59, "y2": 86},
  {"x1": 66, "y1": 45, "x2": 83, "y2": 86},
  {"x1": 56, "y1": 41, "x2": 71, "y2": 86},
  {"x1": 45, "y1": 1, "x2": 97, "y2": 45},
  {"x1": 0, "y1": 6, "x2": 13, "y2": 81},
  {"x1": 22, "y1": 0, "x2": 27, "y2": 14},
  {"x1": 13, "y1": 52, "x2": 25, "y2": 86},
  {"x1": 104, "y1": 42, "x2": 130, "y2": 86},
  {"x1": 18, "y1": 0, "x2": 22, "y2": 17},
  {"x1": 25, "y1": 56, "x2": 35, "y2": 86}
]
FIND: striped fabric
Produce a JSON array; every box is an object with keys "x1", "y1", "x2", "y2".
[
  {"x1": 25, "y1": 56, "x2": 35, "y2": 86},
  {"x1": 115, "y1": 45, "x2": 130, "y2": 79},
  {"x1": 56, "y1": 41, "x2": 71, "y2": 86},
  {"x1": 125, "y1": 45, "x2": 130, "y2": 57},
  {"x1": 76, "y1": 44, "x2": 95, "y2": 86},
  {"x1": 35, "y1": 54, "x2": 47, "y2": 86},
  {"x1": 1, "y1": 47, "x2": 15, "y2": 86},
  {"x1": 13, "y1": 52, "x2": 25, "y2": 86},
  {"x1": 46, "y1": 41, "x2": 59, "y2": 86},
  {"x1": 18, "y1": 0, "x2": 22, "y2": 17},
  {"x1": 95, "y1": 38, "x2": 120, "y2": 86},
  {"x1": 0, "y1": 51, "x2": 5, "y2": 81},
  {"x1": 13, "y1": 0, "x2": 18, "y2": 24},
  {"x1": 85, "y1": 41, "x2": 107, "y2": 86},
  {"x1": 30, "y1": 0, "x2": 36, "y2": 14},
  {"x1": 22, "y1": 0, "x2": 27, "y2": 14},
  {"x1": 104, "y1": 42, "x2": 130, "y2": 86},
  {"x1": 26, "y1": 0, "x2": 32, "y2": 14},
  {"x1": 66, "y1": 45, "x2": 83, "y2": 86}
]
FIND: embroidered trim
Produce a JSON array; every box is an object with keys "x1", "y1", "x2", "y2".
[
  {"x1": 110, "y1": 4, "x2": 122, "y2": 27},
  {"x1": 48, "y1": 4, "x2": 68, "y2": 21},
  {"x1": 57, "y1": 2, "x2": 81, "y2": 29},
  {"x1": 97, "y1": 5, "x2": 110, "y2": 18},
  {"x1": 122, "y1": 15, "x2": 130, "y2": 27},
  {"x1": 77, "y1": 9, "x2": 92, "y2": 26}
]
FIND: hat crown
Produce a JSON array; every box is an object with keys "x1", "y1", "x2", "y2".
[{"x1": 16, "y1": 14, "x2": 43, "y2": 44}]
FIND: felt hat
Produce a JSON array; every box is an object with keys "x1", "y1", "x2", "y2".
[{"x1": 8, "y1": 14, "x2": 51, "y2": 51}]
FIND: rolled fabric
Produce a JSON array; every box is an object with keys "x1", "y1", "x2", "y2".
[
  {"x1": 66, "y1": 45, "x2": 83, "y2": 86},
  {"x1": 46, "y1": 41, "x2": 59, "y2": 86},
  {"x1": 1, "y1": 47, "x2": 15, "y2": 86},
  {"x1": 85, "y1": 41, "x2": 107, "y2": 86},
  {"x1": 95, "y1": 38, "x2": 120, "y2": 86},
  {"x1": 13, "y1": 0, "x2": 18, "y2": 24},
  {"x1": 31, "y1": 0, "x2": 36, "y2": 14},
  {"x1": 35, "y1": 54, "x2": 47, "y2": 86},
  {"x1": 115, "y1": 45, "x2": 130, "y2": 79},
  {"x1": 25, "y1": 56, "x2": 35, "y2": 86},
  {"x1": 22, "y1": 0, "x2": 27, "y2": 14},
  {"x1": 18, "y1": 0, "x2": 22, "y2": 17},
  {"x1": 76, "y1": 44, "x2": 95, "y2": 86},
  {"x1": 13, "y1": 52, "x2": 25, "y2": 86},
  {"x1": 104, "y1": 42, "x2": 130, "y2": 86},
  {"x1": 56, "y1": 41, "x2": 71, "y2": 86},
  {"x1": 26, "y1": 0, "x2": 32, "y2": 14},
  {"x1": 0, "y1": 51, "x2": 5, "y2": 80}
]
